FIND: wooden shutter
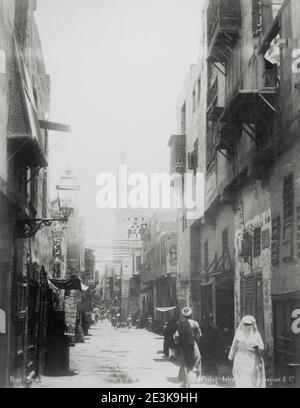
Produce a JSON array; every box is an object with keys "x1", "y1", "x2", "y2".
[
  {"x1": 296, "y1": 206, "x2": 300, "y2": 258},
  {"x1": 204, "y1": 240, "x2": 209, "y2": 271},
  {"x1": 282, "y1": 174, "x2": 294, "y2": 261},
  {"x1": 253, "y1": 227, "x2": 261, "y2": 258},
  {"x1": 271, "y1": 215, "x2": 280, "y2": 265},
  {"x1": 222, "y1": 228, "x2": 229, "y2": 254},
  {"x1": 241, "y1": 275, "x2": 255, "y2": 317},
  {"x1": 241, "y1": 274, "x2": 264, "y2": 336}
]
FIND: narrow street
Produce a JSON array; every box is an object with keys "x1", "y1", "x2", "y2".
[{"x1": 33, "y1": 321, "x2": 223, "y2": 388}]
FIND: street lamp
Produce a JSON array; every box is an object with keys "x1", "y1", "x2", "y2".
[{"x1": 16, "y1": 169, "x2": 81, "y2": 238}]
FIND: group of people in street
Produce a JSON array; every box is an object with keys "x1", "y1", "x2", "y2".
[
  {"x1": 163, "y1": 307, "x2": 266, "y2": 388},
  {"x1": 109, "y1": 313, "x2": 152, "y2": 330},
  {"x1": 110, "y1": 313, "x2": 133, "y2": 328},
  {"x1": 95, "y1": 304, "x2": 266, "y2": 388}
]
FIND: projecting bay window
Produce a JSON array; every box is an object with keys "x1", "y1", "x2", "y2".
[
  {"x1": 7, "y1": 40, "x2": 48, "y2": 168},
  {"x1": 207, "y1": 0, "x2": 241, "y2": 63}
]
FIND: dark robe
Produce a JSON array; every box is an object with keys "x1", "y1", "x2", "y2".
[{"x1": 177, "y1": 319, "x2": 195, "y2": 369}]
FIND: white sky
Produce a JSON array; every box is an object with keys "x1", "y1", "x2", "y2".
[{"x1": 35, "y1": 0, "x2": 203, "y2": 264}]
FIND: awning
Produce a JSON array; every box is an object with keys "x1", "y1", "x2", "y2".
[
  {"x1": 49, "y1": 274, "x2": 82, "y2": 291},
  {"x1": 156, "y1": 307, "x2": 177, "y2": 313},
  {"x1": 221, "y1": 88, "x2": 279, "y2": 124},
  {"x1": 39, "y1": 120, "x2": 72, "y2": 133}
]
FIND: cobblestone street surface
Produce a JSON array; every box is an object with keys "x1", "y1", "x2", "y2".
[{"x1": 33, "y1": 321, "x2": 227, "y2": 388}]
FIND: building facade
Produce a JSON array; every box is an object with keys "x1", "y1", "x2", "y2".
[
  {"x1": 113, "y1": 209, "x2": 151, "y2": 320},
  {"x1": 140, "y1": 210, "x2": 177, "y2": 329},
  {"x1": 0, "y1": 0, "x2": 52, "y2": 387},
  {"x1": 169, "y1": 0, "x2": 300, "y2": 380}
]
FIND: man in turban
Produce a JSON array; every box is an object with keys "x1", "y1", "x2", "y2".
[{"x1": 175, "y1": 307, "x2": 202, "y2": 387}]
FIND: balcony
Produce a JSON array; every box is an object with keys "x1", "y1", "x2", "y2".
[
  {"x1": 207, "y1": 0, "x2": 241, "y2": 63},
  {"x1": 7, "y1": 41, "x2": 47, "y2": 168}
]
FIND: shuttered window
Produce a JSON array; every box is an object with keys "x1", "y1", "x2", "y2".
[
  {"x1": 282, "y1": 174, "x2": 294, "y2": 261},
  {"x1": 296, "y1": 206, "x2": 300, "y2": 258},
  {"x1": 204, "y1": 240, "x2": 209, "y2": 272},
  {"x1": 253, "y1": 227, "x2": 261, "y2": 258},
  {"x1": 222, "y1": 228, "x2": 228, "y2": 255},
  {"x1": 241, "y1": 274, "x2": 264, "y2": 336},
  {"x1": 271, "y1": 216, "x2": 280, "y2": 265}
]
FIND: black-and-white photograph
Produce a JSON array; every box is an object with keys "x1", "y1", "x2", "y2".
[{"x1": 0, "y1": 0, "x2": 299, "y2": 391}]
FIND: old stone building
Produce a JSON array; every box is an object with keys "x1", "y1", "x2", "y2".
[
  {"x1": 113, "y1": 208, "x2": 151, "y2": 320},
  {"x1": 169, "y1": 0, "x2": 300, "y2": 379},
  {"x1": 0, "y1": 0, "x2": 51, "y2": 387},
  {"x1": 140, "y1": 210, "x2": 177, "y2": 328}
]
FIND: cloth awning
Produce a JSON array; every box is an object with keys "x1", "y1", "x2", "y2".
[
  {"x1": 156, "y1": 306, "x2": 177, "y2": 313},
  {"x1": 49, "y1": 274, "x2": 82, "y2": 291}
]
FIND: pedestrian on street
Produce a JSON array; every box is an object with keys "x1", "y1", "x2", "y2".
[
  {"x1": 175, "y1": 307, "x2": 202, "y2": 388},
  {"x1": 94, "y1": 310, "x2": 100, "y2": 323},
  {"x1": 116, "y1": 313, "x2": 121, "y2": 328},
  {"x1": 163, "y1": 319, "x2": 177, "y2": 360},
  {"x1": 147, "y1": 315, "x2": 153, "y2": 331},
  {"x1": 228, "y1": 315, "x2": 266, "y2": 388},
  {"x1": 111, "y1": 315, "x2": 117, "y2": 328},
  {"x1": 135, "y1": 313, "x2": 141, "y2": 329},
  {"x1": 126, "y1": 314, "x2": 132, "y2": 328}
]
